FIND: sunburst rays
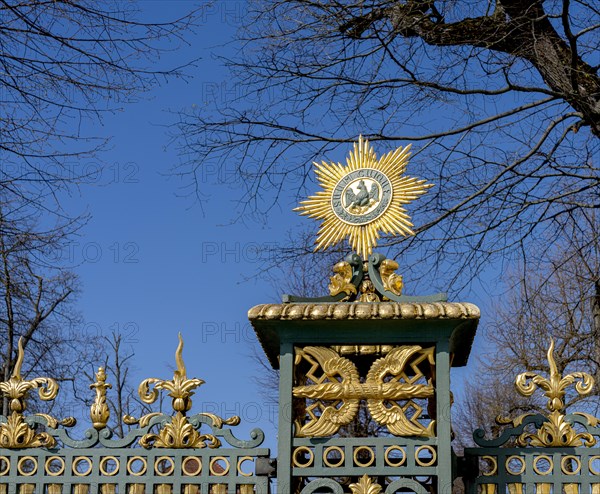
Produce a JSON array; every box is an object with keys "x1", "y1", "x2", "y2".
[{"x1": 295, "y1": 136, "x2": 432, "y2": 258}]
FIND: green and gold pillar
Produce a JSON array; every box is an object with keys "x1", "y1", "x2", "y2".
[
  {"x1": 250, "y1": 299, "x2": 479, "y2": 493},
  {"x1": 249, "y1": 137, "x2": 480, "y2": 493}
]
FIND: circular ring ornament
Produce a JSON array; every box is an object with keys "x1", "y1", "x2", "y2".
[
  {"x1": 415, "y1": 446, "x2": 437, "y2": 467},
  {"x1": 561, "y1": 455, "x2": 581, "y2": 475},
  {"x1": 237, "y1": 456, "x2": 253, "y2": 477},
  {"x1": 332, "y1": 169, "x2": 393, "y2": 226},
  {"x1": 99, "y1": 456, "x2": 119, "y2": 476},
  {"x1": 182, "y1": 456, "x2": 202, "y2": 476},
  {"x1": 505, "y1": 456, "x2": 526, "y2": 475},
  {"x1": 209, "y1": 457, "x2": 230, "y2": 476},
  {"x1": 292, "y1": 447, "x2": 314, "y2": 468},
  {"x1": 481, "y1": 456, "x2": 498, "y2": 476},
  {"x1": 589, "y1": 456, "x2": 600, "y2": 475},
  {"x1": 127, "y1": 456, "x2": 147, "y2": 476},
  {"x1": 384, "y1": 446, "x2": 407, "y2": 467},
  {"x1": 323, "y1": 446, "x2": 345, "y2": 468},
  {"x1": 17, "y1": 456, "x2": 37, "y2": 476},
  {"x1": 45, "y1": 456, "x2": 66, "y2": 476},
  {"x1": 533, "y1": 455, "x2": 553, "y2": 476},
  {"x1": 73, "y1": 457, "x2": 93, "y2": 477},
  {"x1": 353, "y1": 446, "x2": 375, "y2": 467},
  {"x1": 155, "y1": 456, "x2": 175, "y2": 476},
  {"x1": 0, "y1": 456, "x2": 10, "y2": 476}
]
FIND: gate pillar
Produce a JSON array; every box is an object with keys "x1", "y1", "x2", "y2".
[
  {"x1": 249, "y1": 297, "x2": 479, "y2": 493},
  {"x1": 249, "y1": 136, "x2": 480, "y2": 492}
]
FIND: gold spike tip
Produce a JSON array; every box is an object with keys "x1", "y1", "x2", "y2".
[
  {"x1": 175, "y1": 332, "x2": 186, "y2": 378},
  {"x1": 295, "y1": 136, "x2": 433, "y2": 258},
  {"x1": 12, "y1": 337, "x2": 25, "y2": 379}
]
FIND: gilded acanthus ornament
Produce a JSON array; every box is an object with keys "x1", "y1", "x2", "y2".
[
  {"x1": 0, "y1": 337, "x2": 74, "y2": 448},
  {"x1": 328, "y1": 261, "x2": 358, "y2": 299},
  {"x1": 349, "y1": 475, "x2": 383, "y2": 494},
  {"x1": 293, "y1": 345, "x2": 434, "y2": 437},
  {"x1": 129, "y1": 333, "x2": 241, "y2": 449},
  {"x1": 500, "y1": 338, "x2": 596, "y2": 447},
  {"x1": 90, "y1": 367, "x2": 112, "y2": 430},
  {"x1": 379, "y1": 258, "x2": 403, "y2": 296},
  {"x1": 139, "y1": 411, "x2": 221, "y2": 449},
  {"x1": 0, "y1": 338, "x2": 59, "y2": 413},
  {"x1": 137, "y1": 333, "x2": 205, "y2": 413},
  {"x1": 0, "y1": 411, "x2": 56, "y2": 449}
]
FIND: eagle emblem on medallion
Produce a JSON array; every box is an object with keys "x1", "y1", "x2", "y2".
[{"x1": 296, "y1": 136, "x2": 432, "y2": 257}]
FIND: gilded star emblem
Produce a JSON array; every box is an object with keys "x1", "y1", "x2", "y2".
[{"x1": 295, "y1": 136, "x2": 432, "y2": 258}]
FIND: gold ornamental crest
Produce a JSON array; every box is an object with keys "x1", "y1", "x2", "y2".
[{"x1": 296, "y1": 136, "x2": 432, "y2": 257}]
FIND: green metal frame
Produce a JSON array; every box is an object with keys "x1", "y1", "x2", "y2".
[
  {"x1": 0, "y1": 413, "x2": 270, "y2": 494},
  {"x1": 463, "y1": 414, "x2": 600, "y2": 494}
]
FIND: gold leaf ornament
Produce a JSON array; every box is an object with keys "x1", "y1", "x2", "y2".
[
  {"x1": 132, "y1": 333, "x2": 240, "y2": 449},
  {"x1": 349, "y1": 475, "x2": 383, "y2": 494},
  {"x1": 379, "y1": 258, "x2": 403, "y2": 296},
  {"x1": 328, "y1": 261, "x2": 358, "y2": 298},
  {"x1": 0, "y1": 338, "x2": 59, "y2": 414},
  {"x1": 139, "y1": 412, "x2": 221, "y2": 449},
  {"x1": 515, "y1": 339, "x2": 593, "y2": 412},
  {"x1": 502, "y1": 338, "x2": 597, "y2": 447},
  {"x1": 90, "y1": 367, "x2": 112, "y2": 430},
  {"x1": 0, "y1": 338, "x2": 72, "y2": 448},
  {"x1": 0, "y1": 412, "x2": 56, "y2": 449},
  {"x1": 137, "y1": 333, "x2": 205, "y2": 413}
]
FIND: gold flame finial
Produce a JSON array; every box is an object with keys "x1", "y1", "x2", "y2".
[
  {"x1": 498, "y1": 338, "x2": 597, "y2": 447},
  {"x1": 175, "y1": 332, "x2": 186, "y2": 378},
  {"x1": 0, "y1": 337, "x2": 74, "y2": 448},
  {"x1": 11, "y1": 338, "x2": 25, "y2": 380},
  {"x1": 125, "y1": 334, "x2": 240, "y2": 449}
]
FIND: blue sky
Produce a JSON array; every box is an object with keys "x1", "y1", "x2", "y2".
[
  {"x1": 56, "y1": 1, "x2": 494, "y2": 453},
  {"x1": 57, "y1": 0, "x2": 288, "y2": 449}
]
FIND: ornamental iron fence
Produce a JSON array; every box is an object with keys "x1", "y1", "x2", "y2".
[
  {"x1": 1, "y1": 296, "x2": 599, "y2": 494},
  {"x1": 0, "y1": 335, "x2": 271, "y2": 494},
  {"x1": 463, "y1": 340, "x2": 600, "y2": 494}
]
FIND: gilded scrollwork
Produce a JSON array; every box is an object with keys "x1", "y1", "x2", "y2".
[
  {"x1": 128, "y1": 333, "x2": 241, "y2": 449},
  {"x1": 137, "y1": 333, "x2": 205, "y2": 413},
  {"x1": 0, "y1": 412, "x2": 55, "y2": 449},
  {"x1": 328, "y1": 261, "x2": 358, "y2": 299},
  {"x1": 498, "y1": 338, "x2": 596, "y2": 447},
  {"x1": 293, "y1": 345, "x2": 435, "y2": 437},
  {"x1": 200, "y1": 412, "x2": 241, "y2": 429},
  {"x1": 139, "y1": 412, "x2": 221, "y2": 449},
  {"x1": 379, "y1": 258, "x2": 403, "y2": 296},
  {"x1": 0, "y1": 338, "x2": 74, "y2": 448}
]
